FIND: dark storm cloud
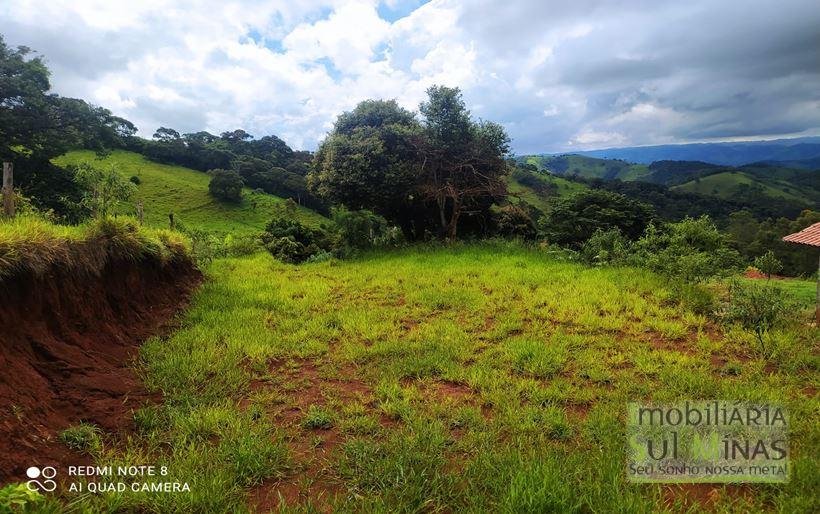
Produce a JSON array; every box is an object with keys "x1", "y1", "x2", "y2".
[
  {"x1": 457, "y1": 0, "x2": 820, "y2": 151},
  {"x1": 0, "y1": 0, "x2": 818, "y2": 152}
]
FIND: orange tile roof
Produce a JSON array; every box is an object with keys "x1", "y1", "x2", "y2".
[{"x1": 783, "y1": 222, "x2": 820, "y2": 247}]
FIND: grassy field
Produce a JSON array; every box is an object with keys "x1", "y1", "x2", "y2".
[
  {"x1": 506, "y1": 173, "x2": 586, "y2": 212},
  {"x1": 523, "y1": 154, "x2": 651, "y2": 182},
  {"x1": 42, "y1": 243, "x2": 818, "y2": 513},
  {"x1": 672, "y1": 172, "x2": 810, "y2": 204},
  {"x1": 54, "y1": 150, "x2": 325, "y2": 235},
  {"x1": 739, "y1": 276, "x2": 817, "y2": 306}
]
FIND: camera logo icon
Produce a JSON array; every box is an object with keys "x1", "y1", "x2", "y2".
[{"x1": 26, "y1": 466, "x2": 57, "y2": 492}]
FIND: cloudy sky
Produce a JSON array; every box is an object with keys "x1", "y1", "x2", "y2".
[{"x1": 2, "y1": 0, "x2": 819, "y2": 153}]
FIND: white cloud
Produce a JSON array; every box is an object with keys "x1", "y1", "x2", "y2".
[
  {"x1": 1, "y1": 0, "x2": 818, "y2": 152},
  {"x1": 570, "y1": 130, "x2": 627, "y2": 146}
]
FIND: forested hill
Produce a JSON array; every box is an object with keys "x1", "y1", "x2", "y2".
[
  {"x1": 519, "y1": 154, "x2": 819, "y2": 220},
  {"x1": 557, "y1": 136, "x2": 820, "y2": 166}
]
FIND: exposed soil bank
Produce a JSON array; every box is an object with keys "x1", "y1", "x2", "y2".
[{"x1": 0, "y1": 258, "x2": 200, "y2": 484}]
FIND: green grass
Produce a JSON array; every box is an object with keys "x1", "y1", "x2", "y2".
[
  {"x1": 54, "y1": 150, "x2": 325, "y2": 235},
  {"x1": 525, "y1": 154, "x2": 651, "y2": 181},
  {"x1": 0, "y1": 215, "x2": 190, "y2": 280},
  {"x1": 46, "y1": 242, "x2": 818, "y2": 513},
  {"x1": 507, "y1": 172, "x2": 586, "y2": 212},
  {"x1": 738, "y1": 276, "x2": 817, "y2": 307},
  {"x1": 672, "y1": 171, "x2": 811, "y2": 204},
  {"x1": 59, "y1": 423, "x2": 102, "y2": 454}
]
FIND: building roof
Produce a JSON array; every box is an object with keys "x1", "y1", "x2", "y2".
[{"x1": 783, "y1": 222, "x2": 820, "y2": 247}]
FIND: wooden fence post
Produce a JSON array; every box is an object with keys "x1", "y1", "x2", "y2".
[
  {"x1": 2, "y1": 162, "x2": 14, "y2": 217},
  {"x1": 136, "y1": 201, "x2": 144, "y2": 224}
]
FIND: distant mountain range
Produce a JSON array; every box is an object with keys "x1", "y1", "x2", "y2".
[
  {"x1": 553, "y1": 136, "x2": 820, "y2": 167},
  {"x1": 518, "y1": 153, "x2": 820, "y2": 219}
]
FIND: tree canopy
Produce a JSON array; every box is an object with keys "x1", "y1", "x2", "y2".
[
  {"x1": 310, "y1": 88, "x2": 510, "y2": 240},
  {"x1": 540, "y1": 189, "x2": 654, "y2": 246},
  {"x1": 309, "y1": 99, "x2": 423, "y2": 235},
  {"x1": 208, "y1": 169, "x2": 244, "y2": 203},
  {"x1": 418, "y1": 86, "x2": 510, "y2": 239}
]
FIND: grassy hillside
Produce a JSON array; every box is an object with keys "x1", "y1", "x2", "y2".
[
  {"x1": 521, "y1": 154, "x2": 819, "y2": 211},
  {"x1": 524, "y1": 154, "x2": 651, "y2": 181},
  {"x1": 38, "y1": 244, "x2": 818, "y2": 513},
  {"x1": 506, "y1": 171, "x2": 585, "y2": 212},
  {"x1": 671, "y1": 170, "x2": 812, "y2": 204},
  {"x1": 54, "y1": 150, "x2": 325, "y2": 235}
]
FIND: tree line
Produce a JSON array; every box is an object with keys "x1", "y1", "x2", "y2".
[{"x1": 2, "y1": 33, "x2": 817, "y2": 276}]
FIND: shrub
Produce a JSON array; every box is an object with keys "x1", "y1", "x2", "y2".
[
  {"x1": 129, "y1": 175, "x2": 141, "y2": 185},
  {"x1": 539, "y1": 189, "x2": 654, "y2": 246},
  {"x1": 722, "y1": 281, "x2": 795, "y2": 353},
  {"x1": 580, "y1": 228, "x2": 630, "y2": 265},
  {"x1": 753, "y1": 250, "x2": 783, "y2": 279},
  {"x1": 306, "y1": 250, "x2": 334, "y2": 263},
  {"x1": 208, "y1": 169, "x2": 244, "y2": 203},
  {"x1": 176, "y1": 223, "x2": 261, "y2": 266},
  {"x1": 260, "y1": 217, "x2": 328, "y2": 263},
  {"x1": 73, "y1": 162, "x2": 137, "y2": 218},
  {"x1": 494, "y1": 204, "x2": 538, "y2": 240},
  {"x1": 632, "y1": 216, "x2": 742, "y2": 283},
  {"x1": 59, "y1": 423, "x2": 102, "y2": 454},
  {"x1": 0, "y1": 483, "x2": 45, "y2": 511},
  {"x1": 330, "y1": 207, "x2": 402, "y2": 255}
]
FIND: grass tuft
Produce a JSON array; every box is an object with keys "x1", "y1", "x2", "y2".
[{"x1": 0, "y1": 215, "x2": 193, "y2": 281}]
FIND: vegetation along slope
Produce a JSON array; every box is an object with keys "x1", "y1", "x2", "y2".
[{"x1": 1, "y1": 32, "x2": 818, "y2": 514}]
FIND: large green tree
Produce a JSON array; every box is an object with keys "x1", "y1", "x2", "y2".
[
  {"x1": 540, "y1": 189, "x2": 654, "y2": 246},
  {"x1": 310, "y1": 89, "x2": 511, "y2": 240},
  {"x1": 0, "y1": 35, "x2": 138, "y2": 220},
  {"x1": 309, "y1": 99, "x2": 423, "y2": 235},
  {"x1": 208, "y1": 169, "x2": 244, "y2": 203},
  {"x1": 418, "y1": 86, "x2": 510, "y2": 239}
]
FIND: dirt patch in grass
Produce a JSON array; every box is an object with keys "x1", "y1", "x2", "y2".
[
  {"x1": 400, "y1": 317, "x2": 420, "y2": 332},
  {"x1": 251, "y1": 425, "x2": 345, "y2": 514},
  {"x1": 743, "y1": 269, "x2": 788, "y2": 280},
  {"x1": 645, "y1": 331, "x2": 697, "y2": 354},
  {"x1": 427, "y1": 380, "x2": 475, "y2": 401},
  {"x1": 265, "y1": 359, "x2": 373, "y2": 410},
  {"x1": 0, "y1": 259, "x2": 200, "y2": 484},
  {"x1": 563, "y1": 403, "x2": 591, "y2": 419},
  {"x1": 250, "y1": 358, "x2": 373, "y2": 512},
  {"x1": 661, "y1": 483, "x2": 757, "y2": 511}
]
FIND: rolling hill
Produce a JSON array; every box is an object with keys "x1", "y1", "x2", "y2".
[
  {"x1": 671, "y1": 166, "x2": 819, "y2": 207},
  {"x1": 566, "y1": 136, "x2": 820, "y2": 166},
  {"x1": 54, "y1": 150, "x2": 326, "y2": 235},
  {"x1": 522, "y1": 154, "x2": 650, "y2": 182},
  {"x1": 755, "y1": 157, "x2": 820, "y2": 170},
  {"x1": 506, "y1": 167, "x2": 586, "y2": 212},
  {"x1": 519, "y1": 153, "x2": 819, "y2": 215}
]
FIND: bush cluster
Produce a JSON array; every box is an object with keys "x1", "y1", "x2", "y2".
[
  {"x1": 259, "y1": 217, "x2": 330, "y2": 264},
  {"x1": 208, "y1": 169, "x2": 244, "y2": 203},
  {"x1": 721, "y1": 281, "x2": 796, "y2": 353},
  {"x1": 175, "y1": 222, "x2": 260, "y2": 266},
  {"x1": 259, "y1": 208, "x2": 404, "y2": 264}
]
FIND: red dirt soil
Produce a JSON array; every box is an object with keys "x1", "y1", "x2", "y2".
[
  {"x1": 743, "y1": 269, "x2": 787, "y2": 280},
  {"x1": 0, "y1": 259, "x2": 200, "y2": 484}
]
